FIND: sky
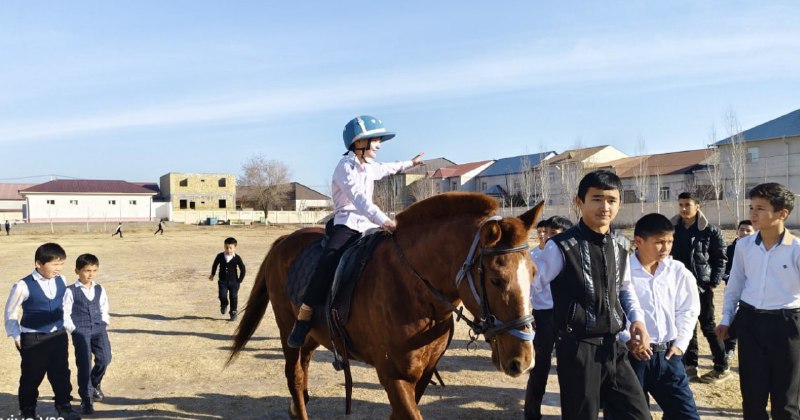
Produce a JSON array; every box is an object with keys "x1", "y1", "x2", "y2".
[{"x1": 1, "y1": 1, "x2": 799, "y2": 193}]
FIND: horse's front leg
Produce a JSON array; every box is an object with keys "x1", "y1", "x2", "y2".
[{"x1": 378, "y1": 373, "x2": 423, "y2": 420}]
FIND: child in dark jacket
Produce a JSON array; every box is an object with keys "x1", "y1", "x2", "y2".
[{"x1": 209, "y1": 237, "x2": 246, "y2": 321}]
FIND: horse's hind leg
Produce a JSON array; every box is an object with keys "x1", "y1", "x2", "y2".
[
  {"x1": 379, "y1": 372, "x2": 423, "y2": 420},
  {"x1": 299, "y1": 345, "x2": 315, "y2": 405},
  {"x1": 284, "y1": 345, "x2": 311, "y2": 420}
]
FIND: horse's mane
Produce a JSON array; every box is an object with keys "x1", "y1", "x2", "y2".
[{"x1": 396, "y1": 192, "x2": 498, "y2": 225}]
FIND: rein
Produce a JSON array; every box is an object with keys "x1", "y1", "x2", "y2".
[{"x1": 391, "y1": 215, "x2": 535, "y2": 344}]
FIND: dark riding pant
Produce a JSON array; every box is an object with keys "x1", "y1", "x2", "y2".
[
  {"x1": 628, "y1": 350, "x2": 700, "y2": 419},
  {"x1": 18, "y1": 329, "x2": 73, "y2": 408},
  {"x1": 302, "y1": 224, "x2": 360, "y2": 308}
]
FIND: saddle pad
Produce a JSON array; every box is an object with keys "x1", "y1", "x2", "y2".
[
  {"x1": 286, "y1": 238, "x2": 327, "y2": 323},
  {"x1": 327, "y1": 231, "x2": 387, "y2": 330}
]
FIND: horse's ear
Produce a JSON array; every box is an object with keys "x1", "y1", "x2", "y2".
[
  {"x1": 480, "y1": 221, "x2": 502, "y2": 248},
  {"x1": 518, "y1": 201, "x2": 545, "y2": 231}
]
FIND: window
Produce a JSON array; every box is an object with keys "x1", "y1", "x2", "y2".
[
  {"x1": 219, "y1": 199, "x2": 227, "y2": 208},
  {"x1": 200, "y1": 179, "x2": 206, "y2": 183},
  {"x1": 189, "y1": 201, "x2": 196, "y2": 210},
  {"x1": 108, "y1": 200, "x2": 116, "y2": 205},
  {"x1": 481, "y1": 182, "x2": 487, "y2": 191},
  {"x1": 513, "y1": 181, "x2": 521, "y2": 191},
  {"x1": 179, "y1": 179, "x2": 188, "y2": 187},
  {"x1": 69, "y1": 200, "x2": 78, "y2": 205},
  {"x1": 47, "y1": 199, "x2": 55, "y2": 205},
  {"x1": 622, "y1": 190, "x2": 639, "y2": 204},
  {"x1": 179, "y1": 199, "x2": 187, "y2": 209},
  {"x1": 219, "y1": 178, "x2": 227, "y2": 187},
  {"x1": 549, "y1": 171, "x2": 556, "y2": 183},
  {"x1": 129, "y1": 200, "x2": 137, "y2": 205},
  {"x1": 659, "y1": 186, "x2": 670, "y2": 201},
  {"x1": 451, "y1": 181, "x2": 458, "y2": 191},
  {"x1": 747, "y1": 147, "x2": 759, "y2": 163}
]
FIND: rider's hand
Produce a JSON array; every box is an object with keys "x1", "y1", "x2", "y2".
[
  {"x1": 382, "y1": 220, "x2": 396, "y2": 233},
  {"x1": 411, "y1": 152, "x2": 425, "y2": 166}
]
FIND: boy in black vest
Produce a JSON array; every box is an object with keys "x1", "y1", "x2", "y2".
[
  {"x1": 3, "y1": 242, "x2": 80, "y2": 419},
  {"x1": 534, "y1": 170, "x2": 650, "y2": 420},
  {"x1": 209, "y1": 237, "x2": 246, "y2": 321},
  {"x1": 64, "y1": 254, "x2": 112, "y2": 415}
]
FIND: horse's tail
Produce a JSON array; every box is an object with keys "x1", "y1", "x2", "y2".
[{"x1": 227, "y1": 235, "x2": 287, "y2": 365}]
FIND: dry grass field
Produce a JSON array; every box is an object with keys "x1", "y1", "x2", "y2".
[{"x1": 0, "y1": 224, "x2": 743, "y2": 419}]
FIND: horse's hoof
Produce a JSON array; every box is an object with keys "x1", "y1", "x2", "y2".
[{"x1": 288, "y1": 401, "x2": 299, "y2": 419}]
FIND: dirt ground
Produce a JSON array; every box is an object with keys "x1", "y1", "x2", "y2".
[{"x1": 0, "y1": 224, "x2": 743, "y2": 419}]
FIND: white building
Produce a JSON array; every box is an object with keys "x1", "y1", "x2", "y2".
[{"x1": 20, "y1": 180, "x2": 157, "y2": 223}]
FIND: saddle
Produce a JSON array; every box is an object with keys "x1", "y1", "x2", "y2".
[{"x1": 286, "y1": 226, "x2": 387, "y2": 355}]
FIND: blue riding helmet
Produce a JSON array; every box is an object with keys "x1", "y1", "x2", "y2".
[{"x1": 342, "y1": 115, "x2": 396, "y2": 151}]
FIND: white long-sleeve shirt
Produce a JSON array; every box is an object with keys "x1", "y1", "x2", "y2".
[
  {"x1": 4, "y1": 270, "x2": 70, "y2": 341},
  {"x1": 721, "y1": 230, "x2": 800, "y2": 325},
  {"x1": 530, "y1": 246, "x2": 553, "y2": 310},
  {"x1": 617, "y1": 254, "x2": 700, "y2": 352},
  {"x1": 534, "y1": 239, "x2": 644, "y2": 324},
  {"x1": 332, "y1": 152, "x2": 413, "y2": 232},
  {"x1": 63, "y1": 280, "x2": 110, "y2": 333}
]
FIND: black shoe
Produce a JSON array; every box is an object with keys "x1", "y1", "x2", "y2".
[
  {"x1": 92, "y1": 386, "x2": 105, "y2": 402},
  {"x1": 220, "y1": 304, "x2": 227, "y2": 315},
  {"x1": 19, "y1": 406, "x2": 38, "y2": 420},
  {"x1": 81, "y1": 398, "x2": 94, "y2": 415},
  {"x1": 287, "y1": 320, "x2": 312, "y2": 348},
  {"x1": 230, "y1": 310, "x2": 238, "y2": 321},
  {"x1": 56, "y1": 403, "x2": 82, "y2": 420}
]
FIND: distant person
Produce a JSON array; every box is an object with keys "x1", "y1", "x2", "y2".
[
  {"x1": 153, "y1": 220, "x2": 164, "y2": 236},
  {"x1": 670, "y1": 192, "x2": 728, "y2": 383},
  {"x1": 525, "y1": 215, "x2": 573, "y2": 420},
  {"x1": 64, "y1": 254, "x2": 111, "y2": 415},
  {"x1": 717, "y1": 183, "x2": 800, "y2": 420},
  {"x1": 722, "y1": 219, "x2": 755, "y2": 361},
  {"x1": 533, "y1": 170, "x2": 651, "y2": 419},
  {"x1": 111, "y1": 223, "x2": 123, "y2": 238},
  {"x1": 3, "y1": 243, "x2": 81, "y2": 419},
  {"x1": 286, "y1": 115, "x2": 424, "y2": 348},
  {"x1": 209, "y1": 237, "x2": 246, "y2": 321},
  {"x1": 617, "y1": 213, "x2": 701, "y2": 419},
  {"x1": 5, "y1": 219, "x2": 10, "y2": 236}
]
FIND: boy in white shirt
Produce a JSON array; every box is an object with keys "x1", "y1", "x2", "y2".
[
  {"x1": 620, "y1": 213, "x2": 700, "y2": 419},
  {"x1": 716, "y1": 182, "x2": 800, "y2": 419}
]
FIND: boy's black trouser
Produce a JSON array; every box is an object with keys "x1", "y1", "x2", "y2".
[
  {"x1": 685, "y1": 287, "x2": 728, "y2": 371},
  {"x1": 219, "y1": 280, "x2": 241, "y2": 313},
  {"x1": 737, "y1": 304, "x2": 800, "y2": 420},
  {"x1": 525, "y1": 309, "x2": 555, "y2": 420},
  {"x1": 18, "y1": 329, "x2": 73, "y2": 408},
  {"x1": 302, "y1": 224, "x2": 360, "y2": 308},
  {"x1": 555, "y1": 334, "x2": 650, "y2": 420}
]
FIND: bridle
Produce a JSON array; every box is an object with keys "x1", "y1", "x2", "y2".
[{"x1": 391, "y1": 215, "x2": 535, "y2": 344}]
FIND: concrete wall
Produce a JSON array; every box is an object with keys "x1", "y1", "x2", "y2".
[
  {"x1": 25, "y1": 194, "x2": 154, "y2": 223},
  {"x1": 160, "y1": 172, "x2": 236, "y2": 211}
]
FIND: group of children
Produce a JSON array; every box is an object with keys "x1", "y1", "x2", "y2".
[
  {"x1": 4, "y1": 244, "x2": 111, "y2": 419},
  {"x1": 523, "y1": 170, "x2": 799, "y2": 420},
  {"x1": 4, "y1": 236, "x2": 246, "y2": 419}
]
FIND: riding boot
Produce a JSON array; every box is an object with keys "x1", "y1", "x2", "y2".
[
  {"x1": 19, "y1": 405, "x2": 38, "y2": 420},
  {"x1": 287, "y1": 320, "x2": 312, "y2": 348}
]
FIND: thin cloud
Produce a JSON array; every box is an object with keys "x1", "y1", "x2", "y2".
[{"x1": 1, "y1": 31, "x2": 798, "y2": 143}]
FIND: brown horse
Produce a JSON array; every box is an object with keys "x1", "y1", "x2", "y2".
[{"x1": 230, "y1": 192, "x2": 544, "y2": 419}]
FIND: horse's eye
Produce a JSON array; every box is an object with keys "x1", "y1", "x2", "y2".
[{"x1": 490, "y1": 277, "x2": 503, "y2": 287}]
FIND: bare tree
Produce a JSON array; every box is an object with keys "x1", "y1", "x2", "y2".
[
  {"x1": 408, "y1": 176, "x2": 438, "y2": 203},
  {"x1": 238, "y1": 155, "x2": 292, "y2": 217},
  {"x1": 632, "y1": 137, "x2": 649, "y2": 215},
  {"x1": 705, "y1": 126, "x2": 724, "y2": 225},
  {"x1": 373, "y1": 175, "x2": 404, "y2": 215},
  {"x1": 654, "y1": 171, "x2": 663, "y2": 213},
  {"x1": 519, "y1": 154, "x2": 535, "y2": 208},
  {"x1": 535, "y1": 145, "x2": 551, "y2": 210},
  {"x1": 560, "y1": 140, "x2": 586, "y2": 221},
  {"x1": 725, "y1": 110, "x2": 748, "y2": 225}
]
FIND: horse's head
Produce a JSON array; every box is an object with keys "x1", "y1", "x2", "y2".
[{"x1": 457, "y1": 201, "x2": 544, "y2": 377}]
